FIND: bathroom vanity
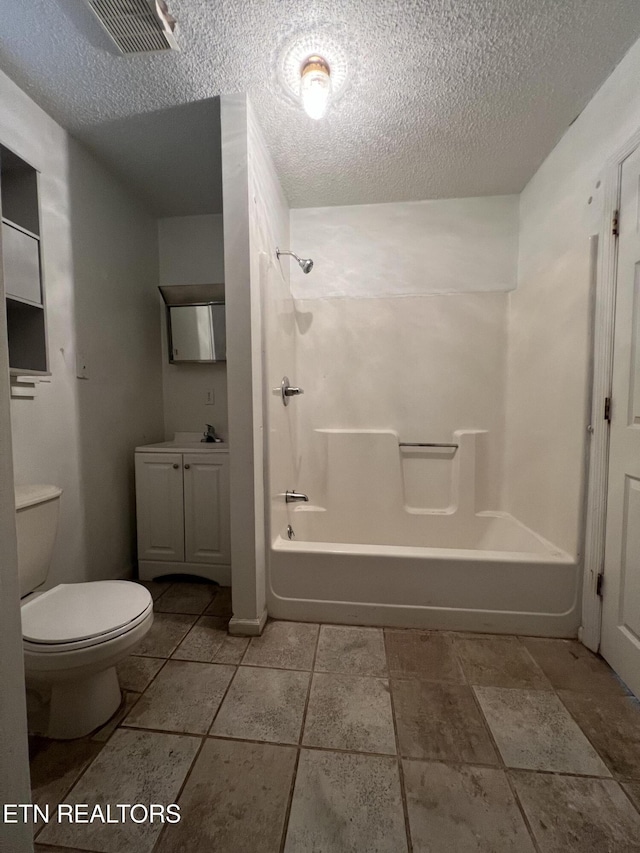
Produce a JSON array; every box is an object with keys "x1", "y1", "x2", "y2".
[{"x1": 135, "y1": 436, "x2": 230, "y2": 584}]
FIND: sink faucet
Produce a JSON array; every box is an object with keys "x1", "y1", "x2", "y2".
[
  {"x1": 285, "y1": 490, "x2": 309, "y2": 503},
  {"x1": 202, "y1": 424, "x2": 223, "y2": 443}
]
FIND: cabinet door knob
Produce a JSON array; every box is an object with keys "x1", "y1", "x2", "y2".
[
  {"x1": 184, "y1": 464, "x2": 190, "y2": 469},
  {"x1": 173, "y1": 463, "x2": 179, "y2": 469}
]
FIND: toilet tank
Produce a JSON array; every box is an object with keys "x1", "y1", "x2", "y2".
[{"x1": 15, "y1": 485, "x2": 62, "y2": 598}]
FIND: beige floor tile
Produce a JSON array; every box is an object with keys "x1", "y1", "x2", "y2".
[
  {"x1": 475, "y1": 687, "x2": 611, "y2": 775},
  {"x1": 403, "y1": 760, "x2": 536, "y2": 853},
  {"x1": 204, "y1": 585, "x2": 233, "y2": 617},
  {"x1": 243, "y1": 620, "x2": 319, "y2": 670},
  {"x1": 154, "y1": 582, "x2": 217, "y2": 614},
  {"x1": 29, "y1": 737, "x2": 102, "y2": 831},
  {"x1": 622, "y1": 781, "x2": 640, "y2": 811},
  {"x1": 134, "y1": 612, "x2": 197, "y2": 658},
  {"x1": 453, "y1": 635, "x2": 551, "y2": 689},
  {"x1": 124, "y1": 660, "x2": 234, "y2": 734},
  {"x1": 91, "y1": 690, "x2": 140, "y2": 742},
  {"x1": 513, "y1": 771, "x2": 640, "y2": 852},
  {"x1": 35, "y1": 846, "x2": 88, "y2": 852},
  {"x1": 38, "y1": 729, "x2": 200, "y2": 853},
  {"x1": 559, "y1": 690, "x2": 640, "y2": 779},
  {"x1": 135, "y1": 580, "x2": 172, "y2": 600},
  {"x1": 284, "y1": 749, "x2": 407, "y2": 853},
  {"x1": 520, "y1": 638, "x2": 629, "y2": 694},
  {"x1": 155, "y1": 738, "x2": 296, "y2": 853},
  {"x1": 392, "y1": 679, "x2": 498, "y2": 764},
  {"x1": 385, "y1": 630, "x2": 464, "y2": 682},
  {"x1": 315, "y1": 625, "x2": 388, "y2": 676},
  {"x1": 303, "y1": 673, "x2": 396, "y2": 754},
  {"x1": 211, "y1": 666, "x2": 309, "y2": 744},
  {"x1": 117, "y1": 655, "x2": 164, "y2": 692},
  {"x1": 172, "y1": 616, "x2": 249, "y2": 664}
]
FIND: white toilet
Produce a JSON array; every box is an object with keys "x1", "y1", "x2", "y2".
[{"x1": 16, "y1": 484, "x2": 154, "y2": 739}]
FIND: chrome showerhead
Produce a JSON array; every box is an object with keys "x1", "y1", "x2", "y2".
[{"x1": 276, "y1": 248, "x2": 314, "y2": 274}]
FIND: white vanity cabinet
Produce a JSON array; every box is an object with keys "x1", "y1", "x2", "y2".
[{"x1": 135, "y1": 442, "x2": 230, "y2": 583}]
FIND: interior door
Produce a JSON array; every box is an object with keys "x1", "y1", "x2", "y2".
[{"x1": 601, "y1": 143, "x2": 640, "y2": 696}]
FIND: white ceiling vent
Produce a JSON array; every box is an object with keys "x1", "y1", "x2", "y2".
[{"x1": 85, "y1": 0, "x2": 179, "y2": 54}]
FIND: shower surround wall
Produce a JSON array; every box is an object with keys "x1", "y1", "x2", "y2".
[
  {"x1": 265, "y1": 193, "x2": 581, "y2": 634},
  {"x1": 290, "y1": 197, "x2": 518, "y2": 515}
]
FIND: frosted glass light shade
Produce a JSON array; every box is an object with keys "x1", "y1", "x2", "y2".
[{"x1": 300, "y1": 56, "x2": 332, "y2": 120}]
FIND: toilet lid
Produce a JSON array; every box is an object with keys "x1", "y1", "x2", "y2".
[{"x1": 21, "y1": 581, "x2": 152, "y2": 645}]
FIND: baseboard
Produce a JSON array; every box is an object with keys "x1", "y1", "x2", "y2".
[{"x1": 229, "y1": 608, "x2": 268, "y2": 637}]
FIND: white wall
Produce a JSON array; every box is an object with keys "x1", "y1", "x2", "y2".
[
  {"x1": 290, "y1": 197, "x2": 517, "y2": 515},
  {"x1": 2, "y1": 64, "x2": 164, "y2": 589},
  {"x1": 221, "y1": 95, "x2": 291, "y2": 632},
  {"x1": 158, "y1": 214, "x2": 228, "y2": 440},
  {"x1": 505, "y1": 36, "x2": 640, "y2": 557},
  {"x1": 291, "y1": 195, "x2": 518, "y2": 299},
  {"x1": 0, "y1": 124, "x2": 32, "y2": 853},
  {"x1": 69, "y1": 137, "x2": 164, "y2": 582},
  {"x1": 2, "y1": 69, "x2": 87, "y2": 586}
]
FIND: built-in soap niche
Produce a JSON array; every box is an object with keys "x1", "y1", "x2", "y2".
[{"x1": 1, "y1": 144, "x2": 48, "y2": 375}]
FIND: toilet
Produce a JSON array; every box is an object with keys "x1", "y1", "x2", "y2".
[{"x1": 16, "y1": 484, "x2": 153, "y2": 739}]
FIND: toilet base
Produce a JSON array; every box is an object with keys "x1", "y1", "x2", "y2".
[{"x1": 45, "y1": 666, "x2": 122, "y2": 739}]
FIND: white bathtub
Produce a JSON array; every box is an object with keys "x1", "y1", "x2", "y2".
[
  {"x1": 268, "y1": 508, "x2": 580, "y2": 637},
  {"x1": 267, "y1": 428, "x2": 580, "y2": 636}
]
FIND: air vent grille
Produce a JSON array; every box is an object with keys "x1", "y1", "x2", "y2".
[{"x1": 86, "y1": 0, "x2": 178, "y2": 54}]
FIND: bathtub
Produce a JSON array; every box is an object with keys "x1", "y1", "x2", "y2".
[
  {"x1": 268, "y1": 510, "x2": 579, "y2": 636},
  {"x1": 267, "y1": 430, "x2": 580, "y2": 637}
]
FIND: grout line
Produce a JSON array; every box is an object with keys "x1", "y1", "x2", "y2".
[
  {"x1": 384, "y1": 631, "x2": 413, "y2": 853},
  {"x1": 150, "y1": 733, "x2": 208, "y2": 853},
  {"x1": 465, "y1": 683, "x2": 543, "y2": 853},
  {"x1": 278, "y1": 623, "x2": 320, "y2": 852},
  {"x1": 207, "y1": 665, "x2": 240, "y2": 735},
  {"x1": 278, "y1": 746, "x2": 302, "y2": 853},
  {"x1": 504, "y1": 770, "x2": 543, "y2": 853}
]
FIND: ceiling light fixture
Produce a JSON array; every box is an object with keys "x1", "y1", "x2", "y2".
[
  {"x1": 300, "y1": 55, "x2": 331, "y2": 120},
  {"x1": 278, "y1": 33, "x2": 349, "y2": 120}
]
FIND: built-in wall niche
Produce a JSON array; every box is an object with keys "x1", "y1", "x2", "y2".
[{"x1": 1, "y1": 143, "x2": 48, "y2": 374}]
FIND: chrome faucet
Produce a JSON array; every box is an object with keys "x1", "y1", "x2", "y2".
[
  {"x1": 201, "y1": 424, "x2": 223, "y2": 443},
  {"x1": 285, "y1": 490, "x2": 309, "y2": 503}
]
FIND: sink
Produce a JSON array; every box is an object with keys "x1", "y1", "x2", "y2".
[{"x1": 136, "y1": 432, "x2": 229, "y2": 453}]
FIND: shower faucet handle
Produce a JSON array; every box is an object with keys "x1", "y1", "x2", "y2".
[{"x1": 281, "y1": 376, "x2": 304, "y2": 406}]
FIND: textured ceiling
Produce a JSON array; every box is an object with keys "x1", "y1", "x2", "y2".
[{"x1": 0, "y1": 0, "x2": 639, "y2": 209}]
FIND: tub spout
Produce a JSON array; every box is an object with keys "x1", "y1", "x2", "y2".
[{"x1": 286, "y1": 490, "x2": 309, "y2": 503}]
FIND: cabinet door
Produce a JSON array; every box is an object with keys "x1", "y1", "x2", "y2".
[
  {"x1": 2, "y1": 222, "x2": 42, "y2": 305},
  {"x1": 183, "y1": 453, "x2": 230, "y2": 564},
  {"x1": 135, "y1": 452, "x2": 184, "y2": 562}
]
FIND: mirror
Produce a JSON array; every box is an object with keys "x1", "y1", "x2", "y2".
[{"x1": 168, "y1": 304, "x2": 226, "y2": 362}]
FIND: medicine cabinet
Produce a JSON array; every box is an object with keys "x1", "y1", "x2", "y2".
[{"x1": 159, "y1": 284, "x2": 226, "y2": 364}]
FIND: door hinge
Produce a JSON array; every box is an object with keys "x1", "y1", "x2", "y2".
[
  {"x1": 604, "y1": 396, "x2": 612, "y2": 423},
  {"x1": 612, "y1": 210, "x2": 620, "y2": 237},
  {"x1": 596, "y1": 572, "x2": 604, "y2": 598}
]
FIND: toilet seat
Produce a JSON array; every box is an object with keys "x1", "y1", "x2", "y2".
[{"x1": 22, "y1": 581, "x2": 153, "y2": 653}]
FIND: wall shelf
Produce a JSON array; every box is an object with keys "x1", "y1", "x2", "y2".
[{"x1": 1, "y1": 144, "x2": 48, "y2": 376}]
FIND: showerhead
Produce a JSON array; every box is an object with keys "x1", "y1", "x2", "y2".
[{"x1": 276, "y1": 248, "x2": 314, "y2": 274}]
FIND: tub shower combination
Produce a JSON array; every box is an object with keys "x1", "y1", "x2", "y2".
[
  {"x1": 268, "y1": 428, "x2": 579, "y2": 636},
  {"x1": 267, "y1": 249, "x2": 579, "y2": 637}
]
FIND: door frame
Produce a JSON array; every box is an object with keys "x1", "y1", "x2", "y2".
[{"x1": 582, "y1": 126, "x2": 640, "y2": 651}]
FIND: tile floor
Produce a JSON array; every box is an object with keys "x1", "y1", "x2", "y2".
[{"x1": 29, "y1": 581, "x2": 640, "y2": 852}]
